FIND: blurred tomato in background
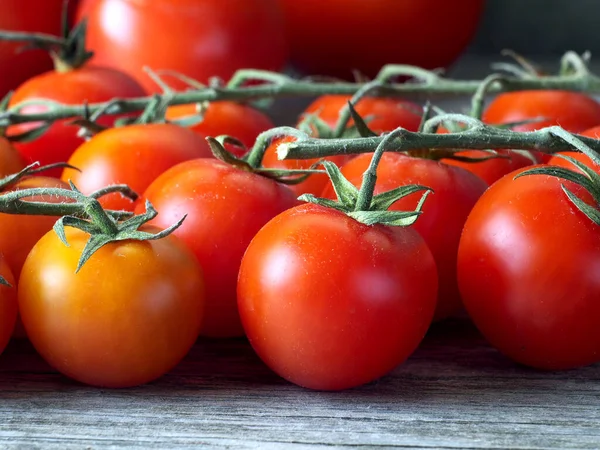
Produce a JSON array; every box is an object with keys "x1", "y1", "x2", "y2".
[
  {"x1": 0, "y1": 0, "x2": 79, "y2": 98},
  {"x1": 77, "y1": 0, "x2": 288, "y2": 92},
  {"x1": 278, "y1": 0, "x2": 485, "y2": 79}
]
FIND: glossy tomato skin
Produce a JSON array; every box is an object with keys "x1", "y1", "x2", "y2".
[
  {"x1": 458, "y1": 166, "x2": 600, "y2": 370},
  {"x1": 323, "y1": 154, "x2": 488, "y2": 321},
  {"x1": 62, "y1": 123, "x2": 213, "y2": 211},
  {"x1": 262, "y1": 96, "x2": 423, "y2": 197},
  {"x1": 166, "y1": 101, "x2": 274, "y2": 155},
  {"x1": 279, "y1": 0, "x2": 483, "y2": 79},
  {"x1": 136, "y1": 158, "x2": 298, "y2": 338},
  {"x1": 483, "y1": 91, "x2": 600, "y2": 163},
  {"x1": 80, "y1": 0, "x2": 287, "y2": 93},
  {"x1": 302, "y1": 95, "x2": 423, "y2": 132},
  {"x1": 443, "y1": 150, "x2": 535, "y2": 186},
  {"x1": 238, "y1": 203, "x2": 438, "y2": 391},
  {"x1": 0, "y1": 258, "x2": 17, "y2": 355},
  {"x1": 0, "y1": 0, "x2": 79, "y2": 97},
  {"x1": 8, "y1": 67, "x2": 146, "y2": 177},
  {"x1": 0, "y1": 137, "x2": 26, "y2": 178},
  {"x1": 18, "y1": 226, "x2": 205, "y2": 387},
  {"x1": 547, "y1": 125, "x2": 600, "y2": 173}
]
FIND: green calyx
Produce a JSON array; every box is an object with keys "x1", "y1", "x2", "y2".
[
  {"x1": 299, "y1": 129, "x2": 433, "y2": 227},
  {"x1": 515, "y1": 127, "x2": 600, "y2": 225}
]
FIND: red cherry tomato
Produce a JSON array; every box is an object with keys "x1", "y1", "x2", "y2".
[
  {"x1": 0, "y1": 258, "x2": 17, "y2": 355},
  {"x1": 238, "y1": 203, "x2": 438, "y2": 391},
  {"x1": 136, "y1": 158, "x2": 298, "y2": 338},
  {"x1": 0, "y1": 137, "x2": 26, "y2": 178},
  {"x1": 547, "y1": 125, "x2": 600, "y2": 173},
  {"x1": 278, "y1": 0, "x2": 484, "y2": 79},
  {"x1": 18, "y1": 226, "x2": 205, "y2": 387},
  {"x1": 165, "y1": 101, "x2": 274, "y2": 157},
  {"x1": 8, "y1": 67, "x2": 146, "y2": 177},
  {"x1": 323, "y1": 153, "x2": 488, "y2": 321},
  {"x1": 483, "y1": 91, "x2": 600, "y2": 163},
  {"x1": 443, "y1": 150, "x2": 535, "y2": 186},
  {"x1": 0, "y1": 0, "x2": 79, "y2": 97},
  {"x1": 62, "y1": 123, "x2": 213, "y2": 211},
  {"x1": 262, "y1": 96, "x2": 423, "y2": 197},
  {"x1": 79, "y1": 0, "x2": 288, "y2": 93},
  {"x1": 458, "y1": 166, "x2": 600, "y2": 370}
]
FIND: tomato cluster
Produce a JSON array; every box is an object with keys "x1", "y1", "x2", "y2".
[{"x1": 0, "y1": 2, "x2": 598, "y2": 393}]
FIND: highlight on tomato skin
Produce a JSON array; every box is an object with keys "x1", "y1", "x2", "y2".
[
  {"x1": 61, "y1": 123, "x2": 214, "y2": 212},
  {"x1": 457, "y1": 165, "x2": 600, "y2": 371},
  {"x1": 18, "y1": 226, "x2": 206, "y2": 388},
  {"x1": 135, "y1": 157, "x2": 300, "y2": 339},
  {"x1": 237, "y1": 203, "x2": 438, "y2": 391},
  {"x1": 322, "y1": 153, "x2": 488, "y2": 322}
]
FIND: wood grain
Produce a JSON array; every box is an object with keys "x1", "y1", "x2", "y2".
[{"x1": 0, "y1": 320, "x2": 599, "y2": 449}]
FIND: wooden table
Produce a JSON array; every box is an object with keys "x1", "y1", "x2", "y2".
[{"x1": 1, "y1": 319, "x2": 598, "y2": 449}]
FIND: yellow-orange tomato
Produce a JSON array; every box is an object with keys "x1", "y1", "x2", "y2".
[
  {"x1": 18, "y1": 227, "x2": 205, "y2": 388},
  {"x1": 0, "y1": 258, "x2": 17, "y2": 355}
]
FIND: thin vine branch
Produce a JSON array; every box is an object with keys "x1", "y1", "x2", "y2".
[
  {"x1": 0, "y1": 52, "x2": 599, "y2": 127},
  {"x1": 277, "y1": 114, "x2": 600, "y2": 160}
]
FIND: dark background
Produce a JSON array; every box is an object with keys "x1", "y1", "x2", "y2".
[{"x1": 469, "y1": 0, "x2": 598, "y2": 56}]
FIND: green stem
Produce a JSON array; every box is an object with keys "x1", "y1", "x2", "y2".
[
  {"x1": 244, "y1": 127, "x2": 310, "y2": 168},
  {"x1": 354, "y1": 129, "x2": 404, "y2": 211},
  {"x1": 1, "y1": 52, "x2": 600, "y2": 127},
  {"x1": 279, "y1": 114, "x2": 600, "y2": 160},
  {"x1": 82, "y1": 199, "x2": 119, "y2": 235}
]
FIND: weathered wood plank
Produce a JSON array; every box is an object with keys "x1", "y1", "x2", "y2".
[{"x1": 0, "y1": 320, "x2": 599, "y2": 449}]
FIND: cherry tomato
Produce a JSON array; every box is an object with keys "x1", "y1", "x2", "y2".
[
  {"x1": 323, "y1": 153, "x2": 488, "y2": 321},
  {"x1": 0, "y1": 258, "x2": 17, "y2": 355},
  {"x1": 166, "y1": 101, "x2": 274, "y2": 156},
  {"x1": 136, "y1": 158, "x2": 298, "y2": 338},
  {"x1": 443, "y1": 150, "x2": 535, "y2": 186},
  {"x1": 262, "y1": 96, "x2": 423, "y2": 197},
  {"x1": 278, "y1": 0, "x2": 484, "y2": 79},
  {"x1": 301, "y1": 95, "x2": 423, "y2": 132},
  {"x1": 547, "y1": 125, "x2": 600, "y2": 173},
  {"x1": 483, "y1": 91, "x2": 600, "y2": 163},
  {"x1": 458, "y1": 166, "x2": 600, "y2": 370},
  {"x1": 0, "y1": 137, "x2": 26, "y2": 178},
  {"x1": 0, "y1": 0, "x2": 79, "y2": 97},
  {"x1": 8, "y1": 67, "x2": 146, "y2": 177},
  {"x1": 19, "y1": 226, "x2": 205, "y2": 387},
  {"x1": 79, "y1": 0, "x2": 288, "y2": 93},
  {"x1": 62, "y1": 123, "x2": 213, "y2": 211},
  {"x1": 238, "y1": 203, "x2": 437, "y2": 391}
]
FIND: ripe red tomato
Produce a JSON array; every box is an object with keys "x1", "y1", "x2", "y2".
[
  {"x1": 62, "y1": 123, "x2": 213, "y2": 211},
  {"x1": 136, "y1": 158, "x2": 298, "y2": 338},
  {"x1": 0, "y1": 176, "x2": 71, "y2": 280},
  {"x1": 0, "y1": 258, "x2": 17, "y2": 355},
  {"x1": 442, "y1": 150, "x2": 535, "y2": 186},
  {"x1": 238, "y1": 203, "x2": 438, "y2": 391},
  {"x1": 483, "y1": 91, "x2": 600, "y2": 163},
  {"x1": 7, "y1": 67, "x2": 146, "y2": 177},
  {"x1": 19, "y1": 226, "x2": 205, "y2": 387},
  {"x1": 166, "y1": 102, "x2": 274, "y2": 154},
  {"x1": 547, "y1": 125, "x2": 600, "y2": 173},
  {"x1": 0, "y1": 137, "x2": 26, "y2": 178},
  {"x1": 278, "y1": 0, "x2": 484, "y2": 79},
  {"x1": 79, "y1": 0, "x2": 288, "y2": 93},
  {"x1": 323, "y1": 154, "x2": 488, "y2": 321},
  {"x1": 301, "y1": 95, "x2": 423, "y2": 132},
  {"x1": 262, "y1": 96, "x2": 423, "y2": 197},
  {"x1": 458, "y1": 166, "x2": 600, "y2": 370},
  {"x1": 0, "y1": 0, "x2": 79, "y2": 97}
]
